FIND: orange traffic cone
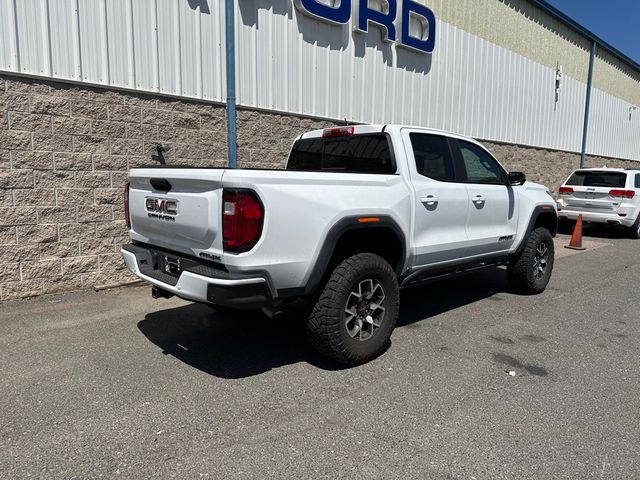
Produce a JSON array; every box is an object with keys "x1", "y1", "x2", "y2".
[{"x1": 565, "y1": 214, "x2": 586, "y2": 250}]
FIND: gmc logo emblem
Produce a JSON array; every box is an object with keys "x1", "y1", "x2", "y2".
[{"x1": 145, "y1": 197, "x2": 178, "y2": 215}]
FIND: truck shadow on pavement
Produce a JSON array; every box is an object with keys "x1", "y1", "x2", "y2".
[
  {"x1": 396, "y1": 268, "x2": 511, "y2": 328},
  {"x1": 138, "y1": 305, "x2": 342, "y2": 379},
  {"x1": 137, "y1": 268, "x2": 513, "y2": 379}
]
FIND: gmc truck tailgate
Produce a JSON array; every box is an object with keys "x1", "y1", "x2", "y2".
[{"x1": 127, "y1": 169, "x2": 226, "y2": 260}]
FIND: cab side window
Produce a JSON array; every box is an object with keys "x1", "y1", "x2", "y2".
[
  {"x1": 409, "y1": 133, "x2": 456, "y2": 182},
  {"x1": 457, "y1": 140, "x2": 506, "y2": 185}
]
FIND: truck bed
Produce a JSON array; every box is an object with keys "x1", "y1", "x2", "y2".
[{"x1": 127, "y1": 167, "x2": 412, "y2": 290}]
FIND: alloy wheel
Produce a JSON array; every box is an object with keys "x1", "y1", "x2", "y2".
[
  {"x1": 344, "y1": 279, "x2": 386, "y2": 341},
  {"x1": 532, "y1": 242, "x2": 549, "y2": 280}
]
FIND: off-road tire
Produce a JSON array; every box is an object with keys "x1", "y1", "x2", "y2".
[
  {"x1": 306, "y1": 253, "x2": 400, "y2": 365},
  {"x1": 507, "y1": 227, "x2": 555, "y2": 295},
  {"x1": 628, "y1": 215, "x2": 640, "y2": 240}
]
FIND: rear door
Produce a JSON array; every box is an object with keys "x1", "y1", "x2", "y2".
[
  {"x1": 561, "y1": 170, "x2": 629, "y2": 213},
  {"x1": 401, "y1": 130, "x2": 470, "y2": 266},
  {"x1": 452, "y1": 139, "x2": 518, "y2": 255},
  {"x1": 128, "y1": 168, "x2": 225, "y2": 259}
]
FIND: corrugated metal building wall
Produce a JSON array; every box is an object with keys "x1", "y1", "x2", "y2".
[
  {"x1": 0, "y1": 0, "x2": 638, "y2": 161},
  {"x1": 0, "y1": 0, "x2": 226, "y2": 99}
]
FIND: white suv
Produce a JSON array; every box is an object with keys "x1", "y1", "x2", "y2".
[{"x1": 557, "y1": 168, "x2": 640, "y2": 239}]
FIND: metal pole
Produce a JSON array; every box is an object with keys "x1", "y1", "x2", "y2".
[
  {"x1": 225, "y1": 0, "x2": 237, "y2": 168},
  {"x1": 580, "y1": 41, "x2": 596, "y2": 169}
]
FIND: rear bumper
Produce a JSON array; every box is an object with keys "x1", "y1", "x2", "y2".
[
  {"x1": 557, "y1": 209, "x2": 635, "y2": 227},
  {"x1": 121, "y1": 243, "x2": 273, "y2": 309}
]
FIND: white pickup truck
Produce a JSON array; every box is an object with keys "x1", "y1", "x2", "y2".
[{"x1": 122, "y1": 125, "x2": 558, "y2": 364}]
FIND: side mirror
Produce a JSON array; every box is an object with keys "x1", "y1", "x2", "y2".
[{"x1": 507, "y1": 171, "x2": 526, "y2": 186}]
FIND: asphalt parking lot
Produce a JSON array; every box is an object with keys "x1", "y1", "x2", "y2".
[{"x1": 1, "y1": 227, "x2": 639, "y2": 479}]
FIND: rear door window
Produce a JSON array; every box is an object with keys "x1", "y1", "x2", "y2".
[
  {"x1": 409, "y1": 133, "x2": 456, "y2": 182},
  {"x1": 287, "y1": 134, "x2": 394, "y2": 173},
  {"x1": 566, "y1": 171, "x2": 627, "y2": 188}
]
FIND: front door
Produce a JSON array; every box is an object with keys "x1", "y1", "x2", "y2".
[
  {"x1": 452, "y1": 139, "x2": 518, "y2": 256},
  {"x1": 401, "y1": 130, "x2": 470, "y2": 267}
]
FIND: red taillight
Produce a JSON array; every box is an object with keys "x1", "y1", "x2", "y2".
[
  {"x1": 322, "y1": 126, "x2": 355, "y2": 138},
  {"x1": 558, "y1": 186, "x2": 574, "y2": 195},
  {"x1": 222, "y1": 190, "x2": 263, "y2": 253},
  {"x1": 609, "y1": 189, "x2": 635, "y2": 199},
  {"x1": 124, "y1": 182, "x2": 131, "y2": 228}
]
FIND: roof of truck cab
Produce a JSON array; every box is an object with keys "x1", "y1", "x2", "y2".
[
  {"x1": 298, "y1": 124, "x2": 483, "y2": 144},
  {"x1": 573, "y1": 168, "x2": 638, "y2": 173}
]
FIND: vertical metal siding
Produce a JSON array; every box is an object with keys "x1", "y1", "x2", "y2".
[
  {"x1": 156, "y1": 0, "x2": 181, "y2": 95},
  {"x1": 200, "y1": 1, "x2": 225, "y2": 101},
  {"x1": 48, "y1": 0, "x2": 81, "y2": 80},
  {"x1": 77, "y1": 0, "x2": 109, "y2": 84},
  {"x1": 105, "y1": 0, "x2": 135, "y2": 89},
  {"x1": 131, "y1": 0, "x2": 159, "y2": 92},
  {"x1": 178, "y1": 0, "x2": 202, "y2": 98},
  {"x1": 588, "y1": 88, "x2": 640, "y2": 161},
  {"x1": 234, "y1": 4, "x2": 638, "y2": 159},
  {"x1": 0, "y1": 0, "x2": 19, "y2": 72},
  {"x1": 0, "y1": 0, "x2": 225, "y2": 101},
  {"x1": 0, "y1": 0, "x2": 637, "y2": 161},
  {"x1": 14, "y1": 0, "x2": 51, "y2": 77}
]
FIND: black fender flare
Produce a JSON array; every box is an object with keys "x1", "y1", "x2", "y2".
[
  {"x1": 277, "y1": 215, "x2": 407, "y2": 298},
  {"x1": 513, "y1": 205, "x2": 558, "y2": 255}
]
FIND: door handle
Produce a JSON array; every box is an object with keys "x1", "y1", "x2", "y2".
[
  {"x1": 472, "y1": 195, "x2": 485, "y2": 204},
  {"x1": 420, "y1": 195, "x2": 439, "y2": 206}
]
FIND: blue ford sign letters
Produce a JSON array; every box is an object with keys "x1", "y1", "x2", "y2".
[{"x1": 294, "y1": 0, "x2": 436, "y2": 53}]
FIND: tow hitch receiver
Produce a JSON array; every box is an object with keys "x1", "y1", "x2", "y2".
[{"x1": 152, "y1": 285, "x2": 174, "y2": 299}]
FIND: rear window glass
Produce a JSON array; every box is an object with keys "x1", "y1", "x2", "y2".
[
  {"x1": 409, "y1": 133, "x2": 456, "y2": 182},
  {"x1": 287, "y1": 134, "x2": 394, "y2": 173},
  {"x1": 566, "y1": 171, "x2": 627, "y2": 188},
  {"x1": 636, "y1": 174, "x2": 640, "y2": 189}
]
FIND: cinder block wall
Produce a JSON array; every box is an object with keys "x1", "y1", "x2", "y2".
[
  {"x1": 0, "y1": 73, "x2": 637, "y2": 301},
  {"x1": 0, "y1": 74, "x2": 335, "y2": 301}
]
